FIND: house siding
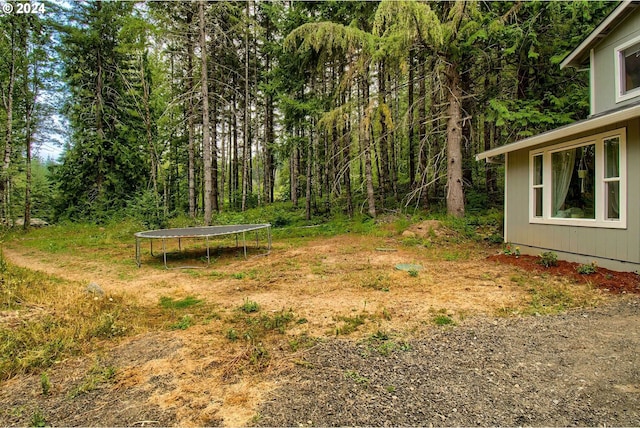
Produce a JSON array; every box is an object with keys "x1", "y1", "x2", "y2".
[
  {"x1": 592, "y1": 9, "x2": 640, "y2": 114},
  {"x1": 505, "y1": 118, "x2": 640, "y2": 271}
]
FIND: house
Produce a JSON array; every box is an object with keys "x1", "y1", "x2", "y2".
[{"x1": 476, "y1": 1, "x2": 640, "y2": 272}]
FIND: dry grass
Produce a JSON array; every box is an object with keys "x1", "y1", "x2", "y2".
[{"x1": 0, "y1": 220, "x2": 610, "y2": 426}]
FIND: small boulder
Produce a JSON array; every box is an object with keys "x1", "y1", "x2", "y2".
[{"x1": 86, "y1": 282, "x2": 105, "y2": 297}]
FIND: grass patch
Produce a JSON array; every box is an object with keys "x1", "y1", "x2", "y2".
[
  {"x1": 0, "y1": 260, "x2": 178, "y2": 381},
  {"x1": 344, "y1": 369, "x2": 369, "y2": 386},
  {"x1": 68, "y1": 361, "x2": 117, "y2": 399},
  {"x1": 334, "y1": 314, "x2": 366, "y2": 335},
  {"x1": 500, "y1": 276, "x2": 601, "y2": 316},
  {"x1": 430, "y1": 308, "x2": 456, "y2": 326},
  {"x1": 6, "y1": 219, "x2": 142, "y2": 260},
  {"x1": 157, "y1": 295, "x2": 224, "y2": 330},
  {"x1": 239, "y1": 298, "x2": 260, "y2": 313},
  {"x1": 433, "y1": 314, "x2": 455, "y2": 326},
  {"x1": 365, "y1": 330, "x2": 411, "y2": 355},
  {"x1": 441, "y1": 250, "x2": 470, "y2": 261},
  {"x1": 30, "y1": 409, "x2": 47, "y2": 427},
  {"x1": 170, "y1": 315, "x2": 193, "y2": 330},
  {"x1": 360, "y1": 273, "x2": 391, "y2": 291},
  {"x1": 289, "y1": 333, "x2": 318, "y2": 352},
  {"x1": 159, "y1": 295, "x2": 202, "y2": 310},
  {"x1": 40, "y1": 372, "x2": 51, "y2": 395},
  {"x1": 226, "y1": 308, "x2": 295, "y2": 342}
]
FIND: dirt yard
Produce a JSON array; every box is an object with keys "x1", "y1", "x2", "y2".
[{"x1": 1, "y1": 222, "x2": 639, "y2": 426}]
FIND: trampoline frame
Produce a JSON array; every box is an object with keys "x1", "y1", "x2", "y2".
[{"x1": 135, "y1": 223, "x2": 271, "y2": 269}]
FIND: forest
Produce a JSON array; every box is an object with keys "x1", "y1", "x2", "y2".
[{"x1": 0, "y1": 0, "x2": 616, "y2": 228}]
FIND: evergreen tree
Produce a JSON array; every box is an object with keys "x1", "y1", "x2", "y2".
[{"x1": 55, "y1": 1, "x2": 148, "y2": 220}]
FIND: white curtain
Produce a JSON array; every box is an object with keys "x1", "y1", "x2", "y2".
[{"x1": 552, "y1": 149, "x2": 575, "y2": 216}]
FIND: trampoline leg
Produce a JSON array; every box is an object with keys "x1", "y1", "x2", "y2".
[
  {"x1": 135, "y1": 237, "x2": 141, "y2": 267},
  {"x1": 178, "y1": 238, "x2": 182, "y2": 252},
  {"x1": 268, "y1": 226, "x2": 272, "y2": 252},
  {"x1": 243, "y1": 232, "x2": 247, "y2": 259},
  {"x1": 206, "y1": 236, "x2": 210, "y2": 267},
  {"x1": 163, "y1": 238, "x2": 168, "y2": 269},
  {"x1": 150, "y1": 240, "x2": 155, "y2": 257}
]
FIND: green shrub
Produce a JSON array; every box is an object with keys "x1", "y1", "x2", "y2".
[
  {"x1": 576, "y1": 261, "x2": 598, "y2": 275},
  {"x1": 239, "y1": 298, "x2": 260, "y2": 313},
  {"x1": 537, "y1": 251, "x2": 558, "y2": 268}
]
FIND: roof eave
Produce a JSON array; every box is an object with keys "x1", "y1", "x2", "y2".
[
  {"x1": 560, "y1": 0, "x2": 637, "y2": 70},
  {"x1": 476, "y1": 104, "x2": 640, "y2": 161}
]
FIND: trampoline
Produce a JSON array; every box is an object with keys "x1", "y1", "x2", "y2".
[{"x1": 135, "y1": 223, "x2": 271, "y2": 268}]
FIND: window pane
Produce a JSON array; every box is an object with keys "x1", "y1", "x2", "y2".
[
  {"x1": 623, "y1": 42, "x2": 640, "y2": 93},
  {"x1": 607, "y1": 181, "x2": 620, "y2": 220},
  {"x1": 533, "y1": 155, "x2": 543, "y2": 185},
  {"x1": 552, "y1": 145, "x2": 595, "y2": 219},
  {"x1": 534, "y1": 188, "x2": 543, "y2": 217},
  {"x1": 604, "y1": 137, "x2": 620, "y2": 179}
]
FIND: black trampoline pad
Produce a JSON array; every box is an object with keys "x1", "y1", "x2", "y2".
[{"x1": 135, "y1": 224, "x2": 271, "y2": 239}]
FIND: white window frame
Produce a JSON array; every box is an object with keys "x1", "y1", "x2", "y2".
[
  {"x1": 529, "y1": 128, "x2": 627, "y2": 229},
  {"x1": 615, "y1": 35, "x2": 640, "y2": 103}
]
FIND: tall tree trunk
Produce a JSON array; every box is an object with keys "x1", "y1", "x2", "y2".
[
  {"x1": 262, "y1": 12, "x2": 273, "y2": 205},
  {"x1": 95, "y1": 0, "x2": 105, "y2": 200},
  {"x1": 483, "y1": 116, "x2": 497, "y2": 195},
  {"x1": 264, "y1": 88, "x2": 274, "y2": 204},
  {"x1": 343, "y1": 110, "x2": 353, "y2": 218},
  {"x1": 408, "y1": 53, "x2": 416, "y2": 187},
  {"x1": 220, "y1": 107, "x2": 227, "y2": 211},
  {"x1": 291, "y1": 134, "x2": 299, "y2": 207},
  {"x1": 141, "y1": 54, "x2": 157, "y2": 196},
  {"x1": 418, "y1": 54, "x2": 428, "y2": 209},
  {"x1": 211, "y1": 91, "x2": 219, "y2": 213},
  {"x1": 241, "y1": 0, "x2": 251, "y2": 212},
  {"x1": 231, "y1": 94, "x2": 239, "y2": 208},
  {"x1": 445, "y1": 62, "x2": 465, "y2": 217},
  {"x1": 389, "y1": 70, "x2": 399, "y2": 202},
  {"x1": 362, "y1": 77, "x2": 376, "y2": 218},
  {"x1": 24, "y1": 99, "x2": 33, "y2": 231},
  {"x1": 199, "y1": 0, "x2": 213, "y2": 224},
  {"x1": 24, "y1": 124, "x2": 32, "y2": 230},
  {"x1": 461, "y1": 70, "x2": 473, "y2": 190},
  {"x1": 23, "y1": 44, "x2": 38, "y2": 230},
  {"x1": 186, "y1": 11, "x2": 196, "y2": 218},
  {"x1": 0, "y1": 19, "x2": 16, "y2": 220},
  {"x1": 377, "y1": 60, "x2": 390, "y2": 206},
  {"x1": 305, "y1": 125, "x2": 313, "y2": 220}
]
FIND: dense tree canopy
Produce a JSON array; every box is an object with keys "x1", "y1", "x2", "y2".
[{"x1": 0, "y1": 0, "x2": 615, "y2": 226}]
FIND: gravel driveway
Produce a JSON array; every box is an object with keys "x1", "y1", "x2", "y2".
[{"x1": 257, "y1": 297, "x2": 640, "y2": 426}]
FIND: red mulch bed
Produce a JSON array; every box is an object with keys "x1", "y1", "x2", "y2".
[{"x1": 487, "y1": 254, "x2": 640, "y2": 295}]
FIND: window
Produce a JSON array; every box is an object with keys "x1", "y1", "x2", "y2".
[
  {"x1": 604, "y1": 137, "x2": 620, "y2": 220},
  {"x1": 616, "y1": 37, "x2": 640, "y2": 102},
  {"x1": 551, "y1": 144, "x2": 595, "y2": 219},
  {"x1": 530, "y1": 128, "x2": 626, "y2": 228},
  {"x1": 532, "y1": 154, "x2": 543, "y2": 218}
]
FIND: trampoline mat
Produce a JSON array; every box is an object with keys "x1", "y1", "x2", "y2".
[{"x1": 135, "y1": 224, "x2": 271, "y2": 239}]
